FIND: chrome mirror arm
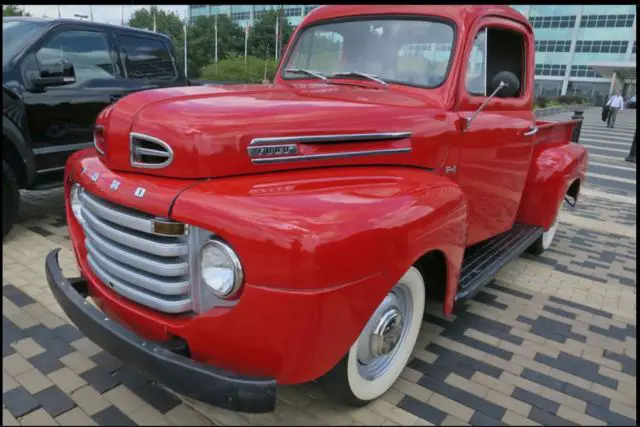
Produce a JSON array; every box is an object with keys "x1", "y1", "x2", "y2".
[{"x1": 464, "y1": 81, "x2": 506, "y2": 131}]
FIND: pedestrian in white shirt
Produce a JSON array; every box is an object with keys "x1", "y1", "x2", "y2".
[{"x1": 606, "y1": 91, "x2": 624, "y2": 128}]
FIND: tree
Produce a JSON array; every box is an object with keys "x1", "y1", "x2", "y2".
[
  {"x1": 187, "y1": 14, "x2": 244, "y2": 74},
  {"x1": 248, "y1": 10, "x2": 294, "y2": 60},
  {"x1": 127, "y1": 6, "x2": 183, "y2": 41},
  {"x1": 3, "y1": 5, "x2": 31, "y2": 17}
]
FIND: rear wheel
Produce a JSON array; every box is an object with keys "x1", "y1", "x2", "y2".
[
  {"x1": 528, "y1": 201, "x2": 562, "y2": 255},
  {"x1": 3, "y1": 160, "x2": 20, "y2": 238},
  {"x1": 320, "y1": 267, "x2": 425, "y2": 406}
]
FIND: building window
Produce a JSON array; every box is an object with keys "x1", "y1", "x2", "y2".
[
  {"x1": 284, "y1": 7, "x2": 302, "y2": 17},
  {"x1": 570, "y1": 65, "x2": 603, "y2": 78},
  {"x1": 529, "y1": 15, "x2": 576, "y2": 29},
  {"x1": 231, "y1": 11, "x2": 250, "y2": 21},
  {"x1": 579, "y1": 14, "x2": 635, "y2": 28},
  {"x1": 575, "y1": 40, "x2": 629, "y2": 54},
  {"x1": 535, "y1": 64, "x2": 567, "y2": 77},
  {"x1": 535, "y1": 40, "x2": 572, "y2": 52},
  {"x1": 304, "y1": 5, "x2": 319, "y2": 15}
]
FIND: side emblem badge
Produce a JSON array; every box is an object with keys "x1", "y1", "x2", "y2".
[
  {"x1": 110, "y1": 180, "x2": 121, "y2": 191},
  {"x1": 91, "y1": 172, "x2": 100, "y2": 182},
  {"x1": 134, "y1": 187, "x2": 146, "y2": 198}
]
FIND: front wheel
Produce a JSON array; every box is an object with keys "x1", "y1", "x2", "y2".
[{"x1": 320, "y1": 267, "x2": 425, "y2": 406}]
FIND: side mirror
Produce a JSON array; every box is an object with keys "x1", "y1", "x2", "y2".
[
  {"x1": 490, "y1": 71, "x2": 520, "y2": 98},
  {"x1": 31, "y1": 60, "x2": 76, "y2": 88}
]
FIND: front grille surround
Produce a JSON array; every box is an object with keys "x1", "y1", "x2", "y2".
[{"x1": 75, "y1": 186, "x2": 239, "y2": 315}]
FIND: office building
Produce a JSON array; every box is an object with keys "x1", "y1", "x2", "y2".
[{"x1": 188, "y1": 5, "x2": 636, "y2": 103}]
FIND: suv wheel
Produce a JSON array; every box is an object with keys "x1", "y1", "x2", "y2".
[{"x1": 3, "y1": 160, "x2": 20, "y2": 238}]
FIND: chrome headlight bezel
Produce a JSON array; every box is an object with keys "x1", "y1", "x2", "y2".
[{"x1": 199, "y1": 238, "x2": 244, "y2": 300}]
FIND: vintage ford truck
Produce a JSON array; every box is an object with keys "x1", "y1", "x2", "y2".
[{"x1": 46, "y1": 5, "x2": 587, "y2": 413}]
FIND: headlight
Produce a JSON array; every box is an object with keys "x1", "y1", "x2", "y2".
[
  {"x1": 200, "y1": 239, "x2": 243, "y2": 298},
  {"x1": 70, "y1": 184, "x2": 83, "y2": 223}
]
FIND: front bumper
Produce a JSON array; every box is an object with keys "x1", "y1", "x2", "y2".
[{"x1": 45, "y1": 248, "x2": 277, "y2": 413}]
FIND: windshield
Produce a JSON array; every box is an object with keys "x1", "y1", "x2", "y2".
[
  {"x1": 283, "y1": 18, "x2": 455, "y2": 88},
  {"x1": 3, "y1": 20, "x2": 46, "y2": 66}
]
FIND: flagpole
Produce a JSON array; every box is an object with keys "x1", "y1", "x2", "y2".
[
  {"x1": 244, "y1": 24, "x2": 249, "y2": 65},
  {"x1": 275, "y1": 17, "x2": 279, "y2": 61},
  {"x1": 89, "y1": 5, "x2": 94, "y2": 21},
  {"x1": 184, "y1": 20, "x2": 188, "y2": 79},
  {"x1": 120, "y1": 5, "x2": 124, "y2": 26},
  {"x1": 57, "y1": 5, "x2": 62, "y2": 18},
  {"x1": 153, "y1": 9, "x2": 157, "y2": 32},
  {"x1": 214, "y1": 13, "x2": 218, "y2": 74}
]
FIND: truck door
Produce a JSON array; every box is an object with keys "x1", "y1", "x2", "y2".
[
  {"x1": 453, "y1": 17, "x2": 536, "y2": 246},
  {"x1": 20, "y1": 24, "x2": 129, "y2": 174}
]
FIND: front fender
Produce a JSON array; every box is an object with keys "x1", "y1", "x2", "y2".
[
  {"x1": 169, "y1": 166, "x2": 467, "y2": 383},
  {"x1": 516, "y1": 141, "x2": 588, "y2": 229}
]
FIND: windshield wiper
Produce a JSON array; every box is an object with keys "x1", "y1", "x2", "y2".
[
  {"x1": 284, "y1": 68, "x2": 328, "y2": 81},
  {"x1": 330, "y1": 71, "x2": 387, "y2": 88}
]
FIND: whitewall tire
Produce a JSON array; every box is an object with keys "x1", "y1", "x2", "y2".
[
  {"x1": 321, "y1": 266, "x2": 425, "y2": 406},
  {"x1": 528, "y1": 200, "x2": 562, "y2": 255}
]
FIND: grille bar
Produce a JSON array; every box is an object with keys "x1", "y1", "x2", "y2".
[{"x1": 78, "y1": 187, "x2": 192, "y2": 314}]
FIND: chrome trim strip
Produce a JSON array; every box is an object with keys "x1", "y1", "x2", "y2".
[
  {"x1": 36, "y1": 166, "x2": 65, "y2": 174},
  {"x1": 94, "y1": 125, "x2": 105, "y2": 155},
  {"x1": 88, "y1": 255, "x2": 192, "y2": 313},
  {"x1": 33, "y1": 142, "x2": 93, "y2": 156},
  {"x1": 135, "y1": 147, "x2": 171, "y2": 157},
  {"x1": 250, "y1": 132, "x2": 412, "y2": 146},
  {"x1": 80, "y1": 190, "x2": 154, "y2": 235},
  {"x1": 82, "y1": 209, "x2": 187, "y2": 257},
  {"x1": 129, "y1": 132, "x2": 174, "y2": 169},
  {"x1": 86, "y1": 241, "x2": 189, "y2": 295},
  {"x1": 83, "y1": 225, "x2": 188, "y2": 277},
  {"x1": 251, "y1": 147, "x2": 412, "y2": 164}
]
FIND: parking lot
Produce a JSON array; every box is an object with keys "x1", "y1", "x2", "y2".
[{"x1": 3, "y1": 107, "x2": 636, "y2": 426}]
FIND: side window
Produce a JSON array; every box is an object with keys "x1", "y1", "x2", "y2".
[
  {"x1": 117, "y1": 34, "x2": 177, "y2": 80},
  {"x1": 466, "y1": 26, "x2": 526, "y2": 98},
  {"x1": 466, "y1": 29, "x2": 486, "y2": 96},
  {"x1": 35, "y1": 30, "x2": 117, "y2": 88}
]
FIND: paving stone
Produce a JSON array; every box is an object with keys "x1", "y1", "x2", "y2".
[
  {"x1": 92, "y1": 406, "x2": 137, "y2": 426},
  {"x1": 80, "y1": 366, "x2": 121, "y2": 394},
  {"x1": 19, "y1": 407, "x2": 59, "y2": 426},
  {"x1": 60, "y1": 351, "x2": 97, "y2": 374},
  {"x1": 527, "y1": 406, "x2": 578, "y2": 426},
  {"x1": 2, "y1": 409, "x2": 20, "y2": 426},
  {"x1": 47, "y1": 367, "x2": 87, "y2": 394},
  {"x1": 511, "y1": 387, "x2": 559, "y2": 414},
  {"x1": 3, "y1": 353, "x2": 34, "y2": 376},
  {"x1": 55, "y1": 407, "x2": 98, "y2": 426},
  {"x1": 33, "y1": 386, "x2": 77, "y2": 417},
  {"x1": 15, "y1": 368, "x2": 55, "y2": 394},
  {"x1": 11, "y1": 338, "x2": 46, "y2": 359},
  {"x1": 27, "y1": 351, "x2": 66, "y2": 375},
  {"x1": 3, "y1": 386, "x2": 40, "y2": 418},
  {"x1": 69, "y1": 385, "x2": 111, "y2": 416},
  {"x1": 397, "y1": 396, "x2": 448, "y2": 425}
]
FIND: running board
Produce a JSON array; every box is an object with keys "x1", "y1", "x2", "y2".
[{"x1": 455, "y1": 224, "x2": 543, "y2": 301}]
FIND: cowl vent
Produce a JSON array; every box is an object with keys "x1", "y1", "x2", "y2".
[{"x1": 130, "y1": 133, "x2": 173, "y2": 169}]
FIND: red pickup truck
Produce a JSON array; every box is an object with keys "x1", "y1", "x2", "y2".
[{"x1": 46, "y1": 5, "x2": 587, "y2": 413}]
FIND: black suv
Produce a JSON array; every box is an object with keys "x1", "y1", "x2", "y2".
[{"x1": 3, "y1": 17, "x2": 190, "y2": 237}]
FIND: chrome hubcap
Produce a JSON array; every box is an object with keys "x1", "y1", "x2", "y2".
[{"x1": 356, "y1": 283, "x2": 413, "y2": 380}]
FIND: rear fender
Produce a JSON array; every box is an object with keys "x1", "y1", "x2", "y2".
[
  {"x1": 170, "y1": 166, "x2": 467, "y2": 381},
  {"x1": 516, "y1": 136, "x2": 588, "y2": 229}
]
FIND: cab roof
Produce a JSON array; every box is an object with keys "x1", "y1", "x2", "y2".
[{"x1": 302, "y1": 5, "x2": 532, "y2": 33}]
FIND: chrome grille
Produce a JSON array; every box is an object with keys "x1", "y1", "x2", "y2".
[
  {"x1": 78, "y1": 188, "x2": 191, "y2": 314},
  {"x1": 130, "y1": 133, "x2": 173, "y2": 169}
]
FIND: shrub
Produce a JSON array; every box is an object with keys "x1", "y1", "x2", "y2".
[
  {"x1": 535, "y1": 96, "x2": 548, "y2": 108},
  {"x1": 200, "y1": 56, "x2": 279, "y2": 84}
]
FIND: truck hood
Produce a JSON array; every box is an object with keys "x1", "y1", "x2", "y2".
[{"x1": 98, "y1": 83, "x2": 451, "y2": 179}]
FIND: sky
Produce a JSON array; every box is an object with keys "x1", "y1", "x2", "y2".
[{"x1": 22, "y1": 5, "x2": 188, "y2": 25}]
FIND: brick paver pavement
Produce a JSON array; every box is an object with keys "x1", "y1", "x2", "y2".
[{"x1": 3, "y1": 107, "x2": 636, "y2": 425}]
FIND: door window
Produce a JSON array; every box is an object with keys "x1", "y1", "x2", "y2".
[
  {"x1": 117, "y1": 35, "x2": 177, "y2": 80},
  {"x1": 466, "y1": 29, "x2": 487, "y2": 96},
  {"x1": 35, "y1": 30, "x2": 117, "y2": 87}
]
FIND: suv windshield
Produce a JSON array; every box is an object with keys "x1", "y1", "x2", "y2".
[
  {"x1": 3, "y1": 20, "x2": 46, "y2": 66},
  {"x1": 283, "y1": 18, "x2": 455, "y2": 88}
]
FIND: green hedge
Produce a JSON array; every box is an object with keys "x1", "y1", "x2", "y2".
[
  {"x1": 200, "y1": 56, "x2": 279, "y2": 84},
  {"x1": 535, "y1": 95, "x2": 588, "y2": 109}
]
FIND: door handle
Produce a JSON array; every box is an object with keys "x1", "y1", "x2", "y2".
[
  {"x1": 109, "y1": 94, "x2": 122, "y2": 103},
  {"x1": 523, "y1": 126, "x2": 538, "y2": 137}
]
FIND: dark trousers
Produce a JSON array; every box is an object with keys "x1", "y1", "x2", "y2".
[{"x1": 606, "y1": 107, "x2": 619, "y2": 128}]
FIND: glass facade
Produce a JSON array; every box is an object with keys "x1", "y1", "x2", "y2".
[
  {"x1": 513, "y1": 5, "x2": 636, "y2": 102},
  {"x1": 187, "y1": 5, "x2": 636, "y2": 101},
  {"x1": 188, "y1": 5, "x2": 320, "y2": 28}
]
